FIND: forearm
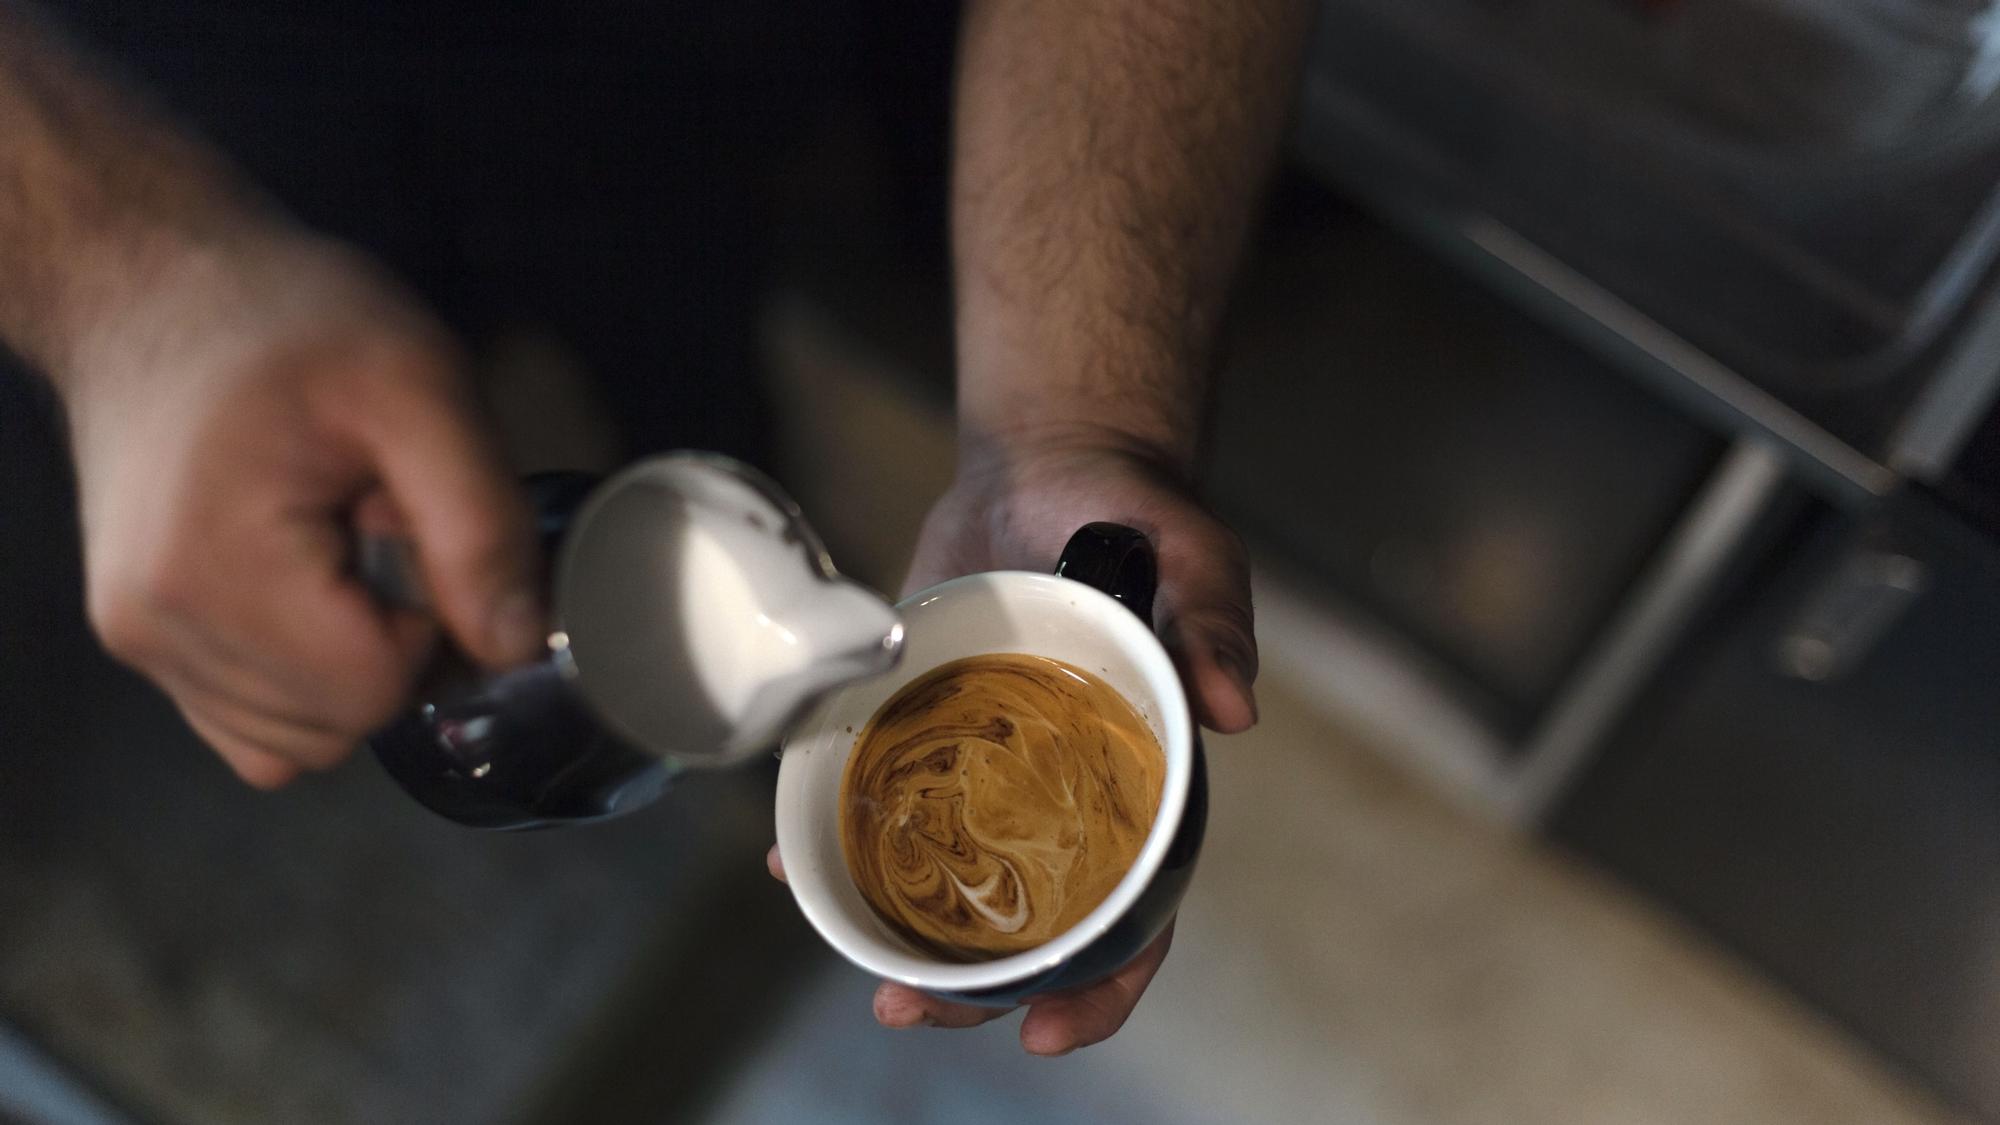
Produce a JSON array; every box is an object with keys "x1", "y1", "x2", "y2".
[
  {"x1": 0, "y1": 3, "x2": 279, "y2": 385},
  {"x1": 951, "y1": 0, "x2": 1312, "y2": 476}
]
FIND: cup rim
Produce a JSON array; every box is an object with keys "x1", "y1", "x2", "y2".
[{"x1": 775, "y1": 570, "x2": 1193, "y2": 993}]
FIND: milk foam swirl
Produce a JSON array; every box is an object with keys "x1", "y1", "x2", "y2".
[{"x1": 839, "y1": 654, "x2": 1164, "y2": 962}]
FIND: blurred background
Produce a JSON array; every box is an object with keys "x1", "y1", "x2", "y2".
[{"x1": 5, "y1": 0, "x2": 2000, "y2": 1122}]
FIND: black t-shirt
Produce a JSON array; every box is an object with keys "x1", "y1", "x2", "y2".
[{"x1": 32, "y1": 0, "x2": 857, "y2": 457}]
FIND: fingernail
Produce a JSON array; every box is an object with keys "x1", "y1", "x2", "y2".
[
  {"x1": 874, "y1": 989, "x2": 921, "y2": 1028},
  {"x1": 488, "y1": 589, "x2": 546, "y2": 664}
]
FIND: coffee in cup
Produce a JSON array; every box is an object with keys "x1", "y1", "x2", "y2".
[
  {"x1": 778, "y1": 524, "x2": 1205, "y2": 1006},
  {"x1": 839, "y1": 653, "x2": 1165, "y2": 962}
]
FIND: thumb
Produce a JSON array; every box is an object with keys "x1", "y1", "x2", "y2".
[
  {"x1": 347, "y1": 361, "x2": 543, "y2": 669},
  {"x1": 1151, "y1": 515, "x2": 1258, "y2": 734}
]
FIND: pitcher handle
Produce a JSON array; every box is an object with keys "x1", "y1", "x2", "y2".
[{"x1": 361, "y1": 470, "x2": 670, "y2": 831}]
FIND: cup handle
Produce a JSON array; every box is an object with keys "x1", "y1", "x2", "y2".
[{"x1": 1054, "y1": 522, "x2": 1157, "y2": 624}]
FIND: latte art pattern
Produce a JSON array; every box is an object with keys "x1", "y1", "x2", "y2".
[{"x1": 840, "y1": 654, "x2": 1165, "y2": 962}]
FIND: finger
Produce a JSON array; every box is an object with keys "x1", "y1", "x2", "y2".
[
  {"x1": 765, "y1": 844, "x2": 787, "y2": 884},
  {"x1": 873, "y1": 981, "x2": 1015, "y2": 1030},
  {"x1": 158, "y1": 655, "x2": 358, "y2": 771},
  {"x1": 349, "y1": 487, "x2": 446, "y2": 656},
  {"x1": 1019, "y1": 921, "x2": 1175, "y2": 1056},
  {"x1": 157, "y1": 562, "x2": 435, "y2": 742},
  {"x1": 899, "y1": 500, "x2": 985, "y2": 598},
  {"x1": 152, "y1": 419, "x2": 443, "y2": 740},
  {"x1": 341, "y1": 354, "x2": 541, "y2": 670},
  {"x1": 176, "y1": 701, "x2": 304, "y2": 790},
  {"x1": 350, "y1": 488, "x2": 408, "y2": 540},
  {"x1": 194, "y1": 696, "x2": 355, "y2": 771},
  {"x1": 1153, "y1": 519, "x2": 1258, "y2": 734}
]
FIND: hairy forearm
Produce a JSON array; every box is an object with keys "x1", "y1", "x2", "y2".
[
  {"x1": 0, "y1": 3, "x2": 277, "y2": 384},
  {"x1": 951, "y1": 0, "x2": 1312, "y2": 475}
]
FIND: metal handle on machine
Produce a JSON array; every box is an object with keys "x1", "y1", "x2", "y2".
[{"x1": 1775, "y1": 546, "x2": 1930, "y2": 682}]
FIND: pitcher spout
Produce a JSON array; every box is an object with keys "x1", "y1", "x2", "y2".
[
  {"x1": 719, "y1": 579, "x2": 902, "y2": 759},
  {"x1": 775, "y1": 579, "x2": 905, "y2": 687}
]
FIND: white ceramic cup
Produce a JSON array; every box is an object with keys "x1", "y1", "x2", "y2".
[{"x1": 775, "y1": 525, "x2": 1207, "y2": 1005}]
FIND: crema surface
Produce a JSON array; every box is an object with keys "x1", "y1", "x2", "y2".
[{"x1": 839, "y1": 654, "x2": 1164, "y2": 961}]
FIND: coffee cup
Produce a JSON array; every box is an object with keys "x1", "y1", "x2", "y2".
[{"x1": 775, "y1": 524, "x2": 1208, "y2": 1006}]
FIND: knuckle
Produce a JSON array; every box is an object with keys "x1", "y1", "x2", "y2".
[
  {"x1": 367, "y1": 327, "x2": 463, "y2": 381},
  {"x1": 358, "y1": 362, "x2": 456, "y2": 420},
  {"x1": 136, "y1": 554, "x2": 200, "y2": 618},
  {"x1": 335, "y1": 681, "x2": 410, "y2": 737},
  {"x1": 1204, "y1": 525, "x2": 1253, "y2": 584},
  {"x1": 234, "y1": 755, "x2": 301, "y2": 791},
  {"x1": 320, "y1": 651, "x2": 422, "y2": 735},
  {"x1": 1172, "y1": 600, "x2": 1255, "y2": 654},
  {"x1": 88, "y1": 543, "x2": 212, "y2": 665},
  {"x1": 232, "y1": 752, "x2": 302, "y2": 788},
  {"x1": 439, "y1": 510, "x2": 516, "y2": 576},
  {"x1": 312, "y1": 332, "x2": 463, "y2": 423},
  {"x1": 291, "y1": 735, "x2": 358, "y2": 772},
  {"x1": 179, "y1": 713, "x2": 285, "y2": 789},
  {"x1": 84, "y1": 580, "x2": 158, "y2": 662},
  {"x1": 237, "y1": 706, "x2": 358, "y2": 772},
  {"x1": 438, "y1": 531, "x2": 534, "y2": 635},
  {"x1": 1213, "y1": 602, "x2": 1257, "y2": 650},
  {"x1": 414, "y1": 491, "x2": 526, "y2": 591},
  {"x1": 364, "y1": 341, "x2": 471, "y2": 408}
]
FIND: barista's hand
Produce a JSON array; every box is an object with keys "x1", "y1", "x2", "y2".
[
  {"x1": 901, "y1": 432, "x2": 1257, "y2": 734},
  {"x1": 61, "y1": 233, "x2": 540, "y2": 787},
  {"x1": 769, "y1": 429, "x2": 1255, "y2": 1055}
]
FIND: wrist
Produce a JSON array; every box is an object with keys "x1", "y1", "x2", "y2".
[
  {"x1": 48, "y1": 219, "x2": 371, "y2": 405},
  {"x1": 953, "y1": 415, "x2": 1199, "y2": 490},
  {"x1": 955, "y1": 362, "x2": 1207, "y2": 481},
  {"x1": 26, "y1": 197, "x2": 296, "y2": 398},
  {"x1": 953, "y1": 322, "x2": 1210, "y2": 481}
]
